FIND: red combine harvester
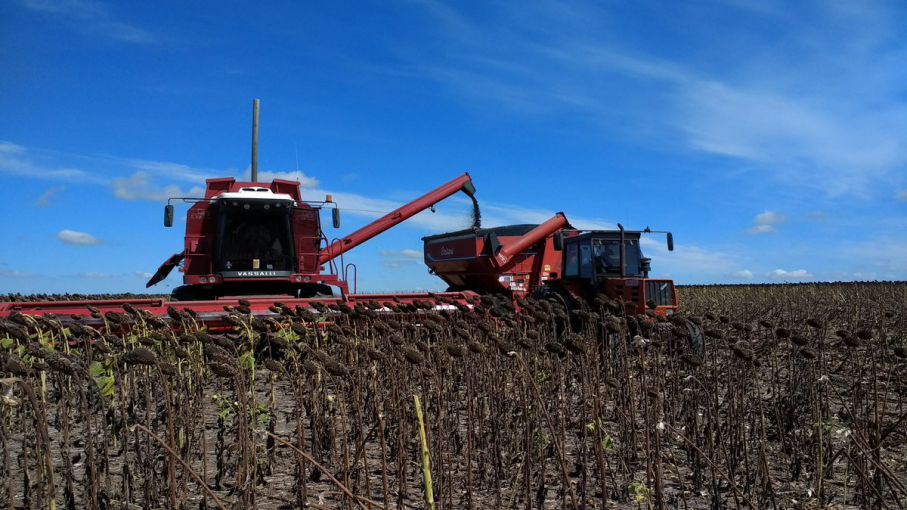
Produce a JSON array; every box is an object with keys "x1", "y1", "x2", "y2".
[
  {"x1": 0, "y1": 100, "x2": 484, "y2": 322},
  {"x1": 0, "y1": 171, "x2": 480, "y2": 323},
  {"x1": 146, "y1": 172, "x2": 476, "y2": 301},
  {"x1": 424, "y1": 212, "x2": 678, "y2": 316}
]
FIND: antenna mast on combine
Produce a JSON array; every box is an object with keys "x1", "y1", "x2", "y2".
[{"x1": 251, "y1": 98, "x2": 260, "y2": 182}]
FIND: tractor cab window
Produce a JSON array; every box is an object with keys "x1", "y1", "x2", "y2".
[
  {"x1": 215, "y1": 200, "x2": 295, "y2": 272},
  {"x1": 579, "y1": 243, "x2": 593, "y2": 278},
  {"x1": 592, "y1": 238, "x2": 642, "y2": 276},
  {"x1": 564, "y1": 242, "x2": 579, "y2": 277}
]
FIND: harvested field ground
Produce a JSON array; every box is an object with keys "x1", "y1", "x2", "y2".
[{"x1": 1, "y1": 282, "x2": 906, "y2": 509}]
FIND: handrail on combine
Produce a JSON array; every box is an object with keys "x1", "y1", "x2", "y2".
[{"x1": 344, "y1": 263, "x2": 358, "y2": 294}]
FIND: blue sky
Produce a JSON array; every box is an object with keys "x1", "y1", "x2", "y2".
[{"x1": 1, "y1": 0, "x2": 906, "y2": 294}]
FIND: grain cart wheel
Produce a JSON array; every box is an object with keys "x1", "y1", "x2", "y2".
[{"x1": 532, "y1": 284, "x2": 573, "y2": 333}]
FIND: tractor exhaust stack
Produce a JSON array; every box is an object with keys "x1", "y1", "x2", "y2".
[{"x1": 251, "y1": 98, "x2": 260, "y2": 182}]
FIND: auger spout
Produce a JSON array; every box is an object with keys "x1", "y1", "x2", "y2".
[{"x1": 317, "y1": 173, "x2": 475, "y2": 267}]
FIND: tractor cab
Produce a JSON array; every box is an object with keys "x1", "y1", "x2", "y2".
[
  {"x1": 558, "y1": 228, "x2": 677, "y2": 315},
  {"x1": 561, "y1": 231, "x2": 651, "y2": 283}
]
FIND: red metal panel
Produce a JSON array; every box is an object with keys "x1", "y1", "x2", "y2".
[
  {"x1": 492, "y1": 213, "x2": 568, "y2": 268},
  {"x1": 292, "y1": 206, "x2": 321, "y2": 274}
]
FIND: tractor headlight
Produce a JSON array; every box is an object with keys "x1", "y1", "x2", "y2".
[{"x1": 199, "y1": 276, "x2": 208, "y2": 284}]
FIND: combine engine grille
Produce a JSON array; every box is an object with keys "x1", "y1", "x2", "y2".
[{"x1": 645, "y1": 280, "x2": 674, "y2": 307}]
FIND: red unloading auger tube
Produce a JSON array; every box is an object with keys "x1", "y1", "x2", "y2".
[
  {"x1": 489, "y1": 212, "x2": 569, "y2": 269},
  {"x1": 317, "y1": 172, "x2": 476, "y2": 267}
]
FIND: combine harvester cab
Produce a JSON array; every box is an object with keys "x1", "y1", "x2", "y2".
[{"x1": 147, "y1": 177, "x2": 339, "y2": 300}]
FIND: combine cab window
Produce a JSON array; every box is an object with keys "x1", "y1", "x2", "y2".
[{"x1": 216, "y1": 202, "x2": 295, "y2": 272}]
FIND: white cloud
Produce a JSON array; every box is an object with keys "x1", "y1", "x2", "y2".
[
  {"x1": 766, "y1": 268, "x2": 813, "y2": 280},
  {"x1": 0, "y1": 142, "x2": 92, "y2": 182},
  {"x1": 731, "y1": 269, "x2": 753, "y2": 279},
  {"x1": 0, "y1": 141, "x2": 26, "y2": 154},
  {"x1": 308, "y1": 189, "x2": 477, "y2": 232},
  {"x1": 134, "y1": 271, "x2": 153, "y2": 279},
  {"x1": 0, "y1": 142, "x2": 226, "y2": 192},
  {"x1": 747, "y1": 210, "x2": 785, "y2": 234},
  {"x1": 126, "y1": 159, "x2": 212, "y2": 183},
  {"x1": 21, "y1": 0, "x2": 158, "y2": 44},
  {"x1": 78, "y1": 271, "x2": 111, "y2": 279},
  {"x1": 34, "y1": 186, "x2": 65, "y2": 207},
  {"x1": 747, "y1": 224, "x2": 774, "y2": 234},
  {"x1": 678, "y1": 82, "x2": 907, "y2": 196},
  {"x1": 57, "y1": 229, "x2": 100, "y2": 246},
  {"x1": 646, "y1": 241, "x2": 741, "y2": 282},
  {"x1": 249, "y1": 170, "x2": 319, "y2": 189},
  {"x1": 111, "y1": 171, "x2": 204, "y2": 201},
  {"x1": 0, "y1": 269, "x2": 34, "y2": 278}
]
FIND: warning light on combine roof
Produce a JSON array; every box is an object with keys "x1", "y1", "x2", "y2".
[{"x1": 325, "y1": 194, "x2": 333, "y2": 203}]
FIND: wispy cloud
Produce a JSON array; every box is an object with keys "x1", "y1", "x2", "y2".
[
  {"x1": 0, "y1": 141, "x2": 220, "y2": 201},
  {"x1": 77, "y1": 271, "x2": 112, "y2": 279},
  {"x1": 378, "y1": 248, "x2": 423, "y2": 268},
  {"x1": 20, "y1": 0, "x2": 158, "y2": 44},
  {"x1": 747, "y1": 210, "x2": 785, "y2": 235},
  {"x1": 112, "y1": 172, "x2": 204, "y2": 201},
  {"x1": 57, "y1": 229, "x2": 100, "y2": 246},
  {"x1": 646, "y1": 242, "x2": 742, "y2": 282},
  {"x1": 0, "y1": 140, "x2": 95, "y2": 182},
  {"x1": 0, "y1": 269, "x2": 36, "y2": 278},
  {"x1": 123, "y1": 158, "x2": 212, "y2": 183},
  {"x1": 34, "y1": 186, "x2": 65, "y2": 207},
  {"x1": 401, "y1": 1, "x2": 907, "y2": 198}
]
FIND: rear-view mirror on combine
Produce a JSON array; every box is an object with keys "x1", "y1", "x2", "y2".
[
  {"x1": 332, "y1": 207, "x2": 341, "y2": 228},
  {"x1": 667, "y1": 232, "x2": 674, "y2": 251},
  {"x1": 164, "y1": 204, "x2": 174, "y2": 227}
]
